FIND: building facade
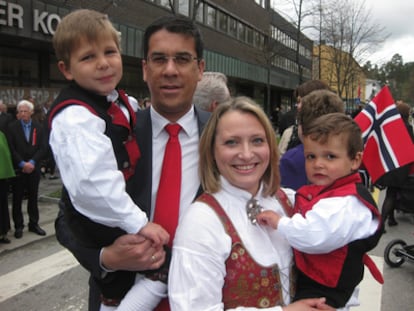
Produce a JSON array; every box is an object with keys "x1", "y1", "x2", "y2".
[
  {"x1": 313, "y1": 44, "x2": 367, "y2": 113},
  {"x1": 0, "y1": 0, "x2": 312, "y2": 115}
]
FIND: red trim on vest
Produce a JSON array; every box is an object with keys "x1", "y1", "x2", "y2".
[
  {"x1": 293, "y1": 173, "x2": 382, "y2": 287},
  {"x1": 48, "y1": 99, "x2": 98, "y2": 129},
  {"x1": 197, "y1": 193, "x2": 293, "y2": 308},
  {"x1": 48, "y1": 93, "x2": 140, "y2": 181}
]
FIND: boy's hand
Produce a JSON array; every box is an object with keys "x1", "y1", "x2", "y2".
[
  {"x1": 139, "y1": 222, "x2": 170, "y2": 246},
  {"x1": 256, "y1": 210, "x2": 281, "y2": 229}
]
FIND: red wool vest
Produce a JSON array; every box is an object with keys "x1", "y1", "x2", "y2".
[
  {"x1": 197, "y1": 193, "x2": 296, "y2": 309},
  {"x1": 293, "y1": 173, "x2": 382, "y2": 288}
]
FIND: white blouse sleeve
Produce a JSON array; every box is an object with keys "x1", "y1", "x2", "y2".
[
  {"x1": 49, "y1": 105, "x2": 147, "y2": 234},
  {"x1": 169, "y1": 201, "x2": 285, "y2": 311},
  {"x1": 278, "y1": 195, "x2": 380, "y2": 253}
]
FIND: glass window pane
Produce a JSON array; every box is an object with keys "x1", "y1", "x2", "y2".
[
  {"x1": 206, "y1": 5, "x2": 216, "y2": 28},
  {"x1": 229, "y1": 17, "x2": 237, "y2": 37},
  {"x1": 178, "y1": 0, "x2": 189, "y2": 16},
  {"x1": 218, "y1": 11, "x2": 228, "y2": 32},
  {"x1": 195, "y1": 2, "x2": 204, "y2": 22},
  {"x1": 237, "y1": 22, "x2": 246, "y2": 41}
]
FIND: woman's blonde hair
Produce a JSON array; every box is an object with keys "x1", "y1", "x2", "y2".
[
  {"x1": 199, "y1": 96, "x2": 280, "y2": 196},
  {"x1": 53, "y1": 9, "x2": 121, "y2": 66}
]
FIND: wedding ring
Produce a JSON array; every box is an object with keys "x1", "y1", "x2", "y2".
[{"x1": 151, "y1": 254, "x2": 156, "y2": 262}]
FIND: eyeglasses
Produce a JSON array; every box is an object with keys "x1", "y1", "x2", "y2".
[{"x1": 147, "y1": 53, "x2": 199, "y2": 67}]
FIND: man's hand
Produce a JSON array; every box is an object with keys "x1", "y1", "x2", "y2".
[
  {"x1": 101, "y1": 234, "x2": 166, "y2": 271},
  {"x1": 22, "y1": 162, "x2": 35, "y2": 174}
]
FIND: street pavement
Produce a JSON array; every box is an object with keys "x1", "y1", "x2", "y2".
[{"x1": 0, "y1": 174, "x2": 62, "y2": 255}]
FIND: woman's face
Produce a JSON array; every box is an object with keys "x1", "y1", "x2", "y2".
[{"x1": 214, "y1": 110, "x2": 270, "y2": 196}]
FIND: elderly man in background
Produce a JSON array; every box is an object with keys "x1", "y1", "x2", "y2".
[
  {"x1": 193, "y1": 71, "x2": 231, "y2": 112},
  {"x1": 6, "y1": 99, "x2": 47, "y2": 239}
]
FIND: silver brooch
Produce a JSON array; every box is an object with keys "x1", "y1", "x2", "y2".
[{"x1": 246, "y1": 198, "x2": 263, "y2": 225}]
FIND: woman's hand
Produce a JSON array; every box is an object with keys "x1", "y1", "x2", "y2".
[{"x1": 283, "y1": 298, "x2": 335, "y2": 311}]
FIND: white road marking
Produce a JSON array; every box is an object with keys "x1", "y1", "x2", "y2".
[
  {"x1": 353, "y1": 255, "x2": 384, "y2": 310},
  {"x1": 0, "y1": 249, "x2": 79, "y2": 302}
]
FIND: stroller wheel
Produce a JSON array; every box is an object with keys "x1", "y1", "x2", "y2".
[{"x1": 384, "y1": 239, "x2": 407, "y2": 267}]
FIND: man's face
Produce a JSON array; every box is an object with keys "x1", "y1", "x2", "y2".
[
  {"x1": 17, "y1": 105, "x2": 33, "y2": 122},
  {"x1": 142, "y1": 29, "x2": 205, "y2": 121}
]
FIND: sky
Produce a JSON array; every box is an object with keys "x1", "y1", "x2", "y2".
[
  {"x1": 273, "y1": 0, "x2": 414, "y2": 66},
  {"x1": 364, "y1": 0, "x2": 414, "y2": 65}
]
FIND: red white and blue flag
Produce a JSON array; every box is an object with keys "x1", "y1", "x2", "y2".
[{"x1": 354, "y1": 86, "x2": 414, "y2": 183}]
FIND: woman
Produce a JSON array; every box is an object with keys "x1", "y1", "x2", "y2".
[{"x1": 168, "y1": 97, "x2": 333, "y2": 311}]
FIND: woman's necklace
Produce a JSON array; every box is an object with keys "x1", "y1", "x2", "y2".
[{"x1": 246, "y1": 197, "x2": 263, "y2": 224}]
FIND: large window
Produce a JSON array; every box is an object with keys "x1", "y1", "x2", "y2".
[
  {"x1": 0, "y1": 47, "x2": 39, "y2": 87},
  {"x1": 178, "y1": 0, "x2": 189, "y2": 16},
  {"x1": 218, "y1": 11, "x2": 228, "y2": 32},
  {"x1": 206, "y1": 5, "x2": 216, "y2": 28}
]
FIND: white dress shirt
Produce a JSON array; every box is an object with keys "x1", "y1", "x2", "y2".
[
  {"x1": 278, "y1": 195, "x2": 380, "y2": 253},
  {"x1": 169, "y1": 177, "x2": 296, "y2": 311},
  {"x1": 49, "y1": 91, "x2": 147, "y2": 234},
  {"x1": 277, "y1": 191, "x2": 380, "y2": 311},
  {"x1": 149, "y1": 106, "x2": 200, "y2": 221}
]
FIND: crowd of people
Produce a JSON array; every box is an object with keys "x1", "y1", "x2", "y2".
[{"x1": 1, "y1": 8, "x2": 413, "y2": 311}]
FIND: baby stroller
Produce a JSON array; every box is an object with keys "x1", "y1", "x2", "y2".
[
  {"x1": 384, "y1": 238, "x2": 414, "y2": 267},
  {"x1": 383, "y1": 174, "x2": 414, "y2": 268}
]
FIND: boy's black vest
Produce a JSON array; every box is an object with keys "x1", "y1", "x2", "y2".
[{"x1": 47, "y1": 82, "x2": 140, "y2": 247}]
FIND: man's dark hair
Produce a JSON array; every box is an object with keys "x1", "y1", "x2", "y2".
[
  {"x1": 293, "y1": 80, "x2": 330, "y2": 99},
  {"x1": 143, "y1": 15, "x2": 204, "y2": 59}
]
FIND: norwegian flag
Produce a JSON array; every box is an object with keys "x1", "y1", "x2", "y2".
[{"x1": 354, "y1": 86, "x2": 414, "y2": 183}]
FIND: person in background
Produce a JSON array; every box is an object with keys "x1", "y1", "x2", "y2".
[
  {"x1": 279, "y1": 89, "x2": 344, "y2": 190},
  {"x1": 0, "y1": 100, "x2": 13, "y2": 134},
  {"x1": 53, "y1": 15, "x2": 209, "y2": 311},
  {"x1": 48, "y1": 9, "x2": 170, "y2": 311},
  {"x1": 258, "y1": 113, "x2": 383, "y2": 310},
  {"x1": 169, "y1": 96, "x2": 333, "y2": 311},
  {"x1": 278, "y1": 80, "x2": 330, "y2": 156},
  {"x1": 379, "y1": 101, "x2": 414, "y2": 229},
  {"x1": 6, "y1": 99, "x2": 47, "y2": 239},
  {"x1": 193, "y1": 71, "x2": 230, "y2": 112},
  {"x1": 41, "y1": 99, "x2": 58, "y2": 180},
  {"x1": 141, "y1": 97, "x2": 151, "y2": 109},
  {"x1": 0, "y1": 129, "x2": 15, "y2": 243}
]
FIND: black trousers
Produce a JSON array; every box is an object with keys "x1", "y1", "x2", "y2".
[
  {"x1": 0, "y1": 179, "x2": 11, "y2": 235},
  {"x1": 11, "y1": 170, "x2": 41, "y2": 229}
]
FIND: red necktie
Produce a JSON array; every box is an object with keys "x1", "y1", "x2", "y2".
[{"x1": 154, "y1": 124, "x2": 182, "y2": 247}]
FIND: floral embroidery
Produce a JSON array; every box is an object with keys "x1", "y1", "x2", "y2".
[{"x1": 197, "y1": 193, "x2": 297, "y2": 309}]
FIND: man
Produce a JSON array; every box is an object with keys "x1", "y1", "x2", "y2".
[
  {"x1": 193, "y1": 71, "x2": 230, "y2": 111},
  {"x1": 7, "y1": 100, "x2": 47, "y2": 238},
  {"x1": 54, "y1": 15, "x2": 209, "y2": 311}
]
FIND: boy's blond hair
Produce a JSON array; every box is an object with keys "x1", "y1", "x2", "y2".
[{"x1": 53, "y1": 9, "x2": 121, "y2": 66}]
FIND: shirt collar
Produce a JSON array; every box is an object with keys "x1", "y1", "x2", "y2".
[
  {"x1": 20, "y1": 119, "x2": 32, "y2": 127},
  {"x1": 150, "y1": 105, "x2": 197, "y2": 138},
  {"x1": 220, "y1": 176, "x2": 265, "y2": 202},
  {"x1": 106, "y1": 89, "x2": 119, "y2": 103}
]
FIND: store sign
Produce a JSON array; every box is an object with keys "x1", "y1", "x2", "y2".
[
  {"x1": 0, "y1": 0, "x2": 61, "y2": 35},
  {"x1": 0, "y1": 87, "x2": 60, "y2": 107}
]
